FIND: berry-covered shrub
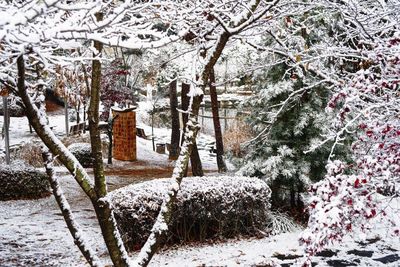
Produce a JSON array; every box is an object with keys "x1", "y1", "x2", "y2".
[
  {"x1": 0, "y1": 163, "x2": 50, "y2": 200},
  {"x1": 108, "y1": 176, "x2": 271, "y2": 251},
  {"x1": 68, "y1": 143, "x2": 94, "y2": 168}
]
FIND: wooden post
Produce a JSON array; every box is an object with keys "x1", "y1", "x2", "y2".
[
  {"x1": 1, "y1": 88, "x2": 10, "y2": 164},
  {"x1": 64, "y1": 96, "x2": 69, "y2": 136}
]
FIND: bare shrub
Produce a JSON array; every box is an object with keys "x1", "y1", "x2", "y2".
[
  {"x1": 223, "y1": 120, "x2": 253, "y2": 157},
  {"x1": 9, "y1": 141, "x2": 44, "y2": 167}
]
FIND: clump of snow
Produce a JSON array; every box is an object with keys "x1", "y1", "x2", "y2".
[
  {"x1": 108, "y1": 176, "x2": 271, "y2": 251},
  {"x1": 68, "y1": 142, "x2": 92, "y2": 154}
]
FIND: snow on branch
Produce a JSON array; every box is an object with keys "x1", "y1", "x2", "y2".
[
  {"x1": 300, "y1": 26, "x2": 400, "y2": 264},
  {"x1": 42, "y1": 150, "x2": 102, "y2": 267}
]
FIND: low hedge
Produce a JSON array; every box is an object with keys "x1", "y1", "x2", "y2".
[
  {"x1": 108, "y1": 176, "x2": 271, "y2": 251},
  {"x1": 0, "y1": 163, "x2": 50, "y2": 200},
  {"x1": 68, "y1": 143, "x2": 94, "y2": 168}
]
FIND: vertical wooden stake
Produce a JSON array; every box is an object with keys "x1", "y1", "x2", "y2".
[
  {"x1": 64, "y1": 96, "x2": 69, "y2": 136},
  {"x1": 2, "y1": 96, "x2": 10, "y2": 164}
]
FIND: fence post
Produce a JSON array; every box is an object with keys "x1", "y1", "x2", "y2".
[{"x1": 2, "y1": 93, "x2": 10, "y2": 164}]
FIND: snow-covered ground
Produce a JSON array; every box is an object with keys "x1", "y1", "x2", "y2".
[
  {"x1": 0, "y1": 114, "x2": 67, "y2": 153},
  {"x1": 1, "y1": 104, "x2": 400, "y2": 266},
  {"x1": 2, "y1": 183, "x2": 400, "y2": 267}
]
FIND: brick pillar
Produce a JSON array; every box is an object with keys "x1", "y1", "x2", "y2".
[{"x1": 112, "y1": 108, "x2": 136, "y2": 161}]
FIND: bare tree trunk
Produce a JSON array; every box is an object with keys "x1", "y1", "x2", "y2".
[
  {"x1": 28, "y1": 118, "x2": 33, "y2": 133},
  {"x1": 180, "y1": 82, "x2": 190, "y2": 144},
  {"x1": 209, "y1": 68, "x2": 227, "y2": 172},
  {"x1": 76, "y1": 102, "x2": 81, "y2": 124},
  {"x1": 169, "y1": 79, "x2": 180, "y2": 160},
  {"x1": 151, "y1": 111, "x2": 155, "y2": 151},
  {"x1": 190, "y1": 142, "x2": 203, "y2": 176},
  {"x1": 107, "y1": 114, "x2": 119, "y2": 165},
  {"x1": 79, "y1": 49, "x2": 90, "y2": 133},
  {"x1": 181, "y1": 82, "x2": 203, "y2": 176},
  {"x1": 88, "y1": 13, "x2": 131, "y2": 267}
]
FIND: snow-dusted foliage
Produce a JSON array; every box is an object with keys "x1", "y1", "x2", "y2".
[
  {"x1": 108, "y1": 176, "x2": 271, "y2": 250},
  {"x1": 266, "y1": 211, "x2": 302, "y2": 235},
  {"x1": 300, "y1": 14, "x2": 400, "y2": 261},
  {"x1": 237, "y1": 54, "x2": 341, "y2": 212},
  {"x1": 0, "y1": 162, "x2": 50, "y2": 200},
  {"x1": 100, "y1": 59, "x2": 136, "y2": 121}
]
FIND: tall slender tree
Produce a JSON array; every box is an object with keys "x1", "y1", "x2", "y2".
[
  {"x1": 209, "y1": 68, "x2": 227, "y2": 172},
  {"x1": 169, "y1": 79, "x2": 180, "y2": 160}
]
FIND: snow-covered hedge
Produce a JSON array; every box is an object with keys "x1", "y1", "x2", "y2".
[
  {"x1": 0, "y1": 163, "x2": 50, "y2": 200},
  {"x1": 108, "y1": 176, "x2": 271, "y2": 251},
  {"x1": 68, "y1": 143, "x2": 94, "y2": 168}
]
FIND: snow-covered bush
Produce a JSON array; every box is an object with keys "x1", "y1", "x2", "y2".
[
  {"x1": 0, "y1": 163, "x2": 50, "y2": 200},
  {"x1": 68, "y1": 143, "x2": 94, "y2": 168},
  {"x1": 62, "y1": 133, "x2": 109, "y2": 156},
  {"x1": 108, "y1": 176, "x2": 271, "y2": 251},
  {"x1": 0, "y1": 96, "x2": 25, "y2": 117}
]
